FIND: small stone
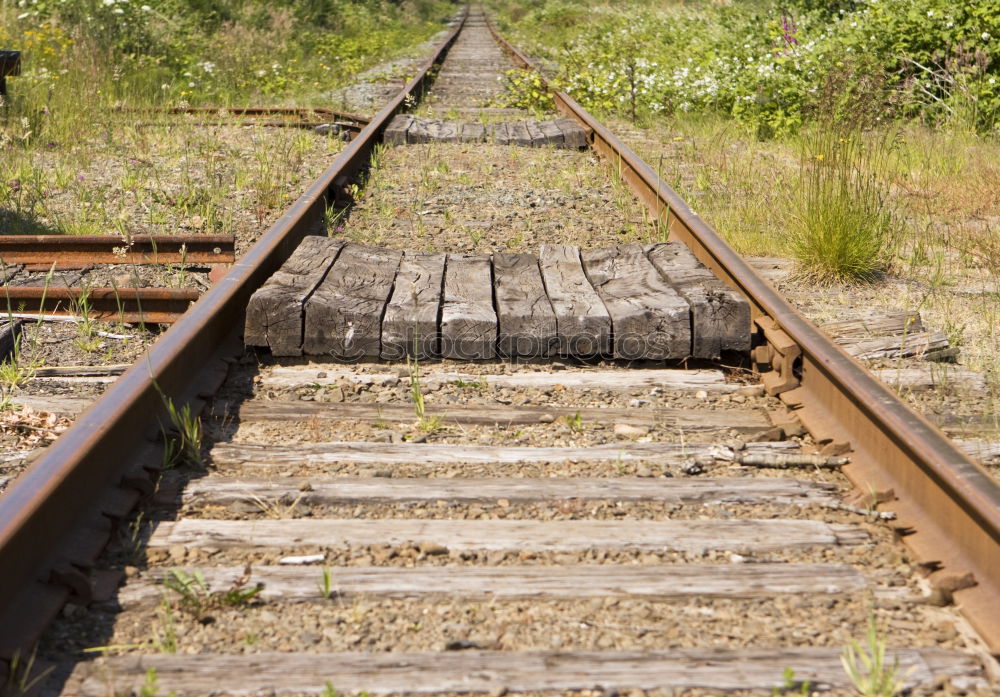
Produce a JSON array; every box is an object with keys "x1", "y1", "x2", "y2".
[
  {"x1": 749, "y1": 426, "x2": 785, "y2": 443},
  {"x1": 168, "y1": 545, "x2": 187, "y2": 562},
  {"x1": 316, "y1": 371, "x2": 328, "y2": 379},
  {"x1": 695, "y1": 390, "x2": 708, "y2": 400},
  {"x1": 635, "y1": 465, "x2": 654, "y2": 478},
  {"x1": 299, "y1": 481, "x2": 314, "y2": 492},
  {"x1": 737, "y1": 385, "x2": 765, "y2": 397},
  {"x1": 329, "y1": 386, "x2": 345, "y2": 403},
  {"x1": 124, "y1": 565, "x2": 140, "y2": 578},
  {"x1": 488, "y1": 687, "x2": 509, "y2": 697},
  {"x1": 539, "y1": 413, "x2": 556, "y2": 423},
  {"x1": 780, "y1": 422, "x2": 807, "y2": 439},
  {"x1": 419, "y1": 542, "x2": 449, "y2": 556},
  {"x1": 614, "y1": 423, "x2": 650, "y2": 437},
  {"x1": 731, "y1": 394, "x2": 746, "y2": 404}
]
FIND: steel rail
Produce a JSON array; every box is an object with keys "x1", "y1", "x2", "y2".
[
  {"x1": 0, "y1": 9, "x2": 467, "y2": 663},
  {"x1": 0, "y1": 287, "x2": 198, "y2": 324},
  {"x1": 119, "y1": 106, "x2": 371, "y2": 126},
  {"x1": 0, "y1": 234, "x2": 235, "y2": 265},
  {"x1": 485, "y1": 17, "x2": 1000, "y2": 653}
]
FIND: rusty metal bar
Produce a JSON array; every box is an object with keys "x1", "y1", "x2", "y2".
[
  {"x1": 0, "y1": 287, "x2": 197, "y2": 324},
  {"x1": 123, "y1": 106, "x2": 370, "y2": 127},
  {"x1": 0, "y1": 9, "x2": 467, "y2": 663},
  {"x1": 0, "y1": 234, "x2": 235, "y2": 265},
  {"x1": 487, "y1": 17, "x2": 1000, "y2": 653}
]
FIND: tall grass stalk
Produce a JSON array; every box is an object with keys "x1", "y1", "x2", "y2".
[{"x1": 789, "y1": 126, "x2": 902, "y2": 283}]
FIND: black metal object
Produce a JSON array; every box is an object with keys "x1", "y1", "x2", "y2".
[{"x1": 0, "y1": 50, "x2": 21, "y2": 96}]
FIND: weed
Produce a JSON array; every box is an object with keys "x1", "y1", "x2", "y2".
[
  {"x1": 158, "y1": 394, "x2": 203, "y2": 469},
  {"x1": 2, "y1": 647, "x2": 53, "y2": 697},
  {"x1": 321, "y1": 683, "x2": 338, "y2": 697},
  {"x1": 138, "y1": 668, "x2": 160, "y2": 697},
  {"x1": 841, "y1": 613, "x2": 909, "y2": 697},
  {"x1": 772, "y1": 666, "x2": 811, "y2": 696},
  {"x1": 789, "y1": 126, "x2": 902, "y2": 283},
  {"x1": 564, "y1": 411, "x2": 584, "y2": 433},
  {"x1": 162, "y1": 566, "x2": 262, "y2": 617},
  {"x1": 452, "y1": 377, "x2": 488, "y2": 390},
  {"x1": 248, "y1": 492, "x2": 303, "y2": 519},
  {"x1": 319, "y1": 567, "x2": 335, "y2": 600},
  {"x1": 152, "y1": 601, "x2": 178, "y2": 653},
  {"x1": 407, "y1": 355, "x2": 426, "y2": 420}
]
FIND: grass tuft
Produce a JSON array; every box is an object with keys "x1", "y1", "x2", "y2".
[{"x1": 789, "y1": 127, "x2": 902, "y2": 283}]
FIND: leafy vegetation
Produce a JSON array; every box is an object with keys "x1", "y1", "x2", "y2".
[{"x1": 491, "y1": 0, "x2": 999, "y2": 136}]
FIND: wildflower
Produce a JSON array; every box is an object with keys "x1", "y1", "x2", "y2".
[
  {"x1": 815, "y1": 154, "x2": 824, "y2": 161},
  {"x1": 983, "y1": 32, "x2": 991, "y2": 41}
]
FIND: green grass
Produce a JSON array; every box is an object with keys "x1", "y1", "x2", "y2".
[{"x1": 789, "y1": 126, "x2": 902, "y2": 283}]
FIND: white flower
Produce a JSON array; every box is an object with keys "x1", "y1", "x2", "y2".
[
  {"x1": 983, "y1": 32, "x2": 991, "y2": 41},
  {"x1": 927, "y1": 10, "x2": 933, "y2": 17},
  {"x1": 141, "y1": 4, "x2": 150, "y2": 9}
]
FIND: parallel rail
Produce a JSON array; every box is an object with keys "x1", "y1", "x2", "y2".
[
  {"x1": 0, "y1": 7, "x2": 999, "y2": 680},
  {"x1": 485, "y1": 17, "x2": 1000, "y2": 652},
  {"x1": 0, "y1": 234, "x2": 235, "y2": 266}
]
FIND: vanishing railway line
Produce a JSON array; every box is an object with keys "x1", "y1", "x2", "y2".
[{"x1": 1, "y1": 7, "x2": 999, "y2": 695}]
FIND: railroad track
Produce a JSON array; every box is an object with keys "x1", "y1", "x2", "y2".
[{"x1": 1, "y1": 7, "x2": 999, "y2": 695}]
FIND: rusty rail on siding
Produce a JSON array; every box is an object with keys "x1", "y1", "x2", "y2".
[{"x1": 0, "y1": 234, "x2": 235, "y2": 266}]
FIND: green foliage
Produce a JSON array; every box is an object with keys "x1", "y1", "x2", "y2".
[
  {"x1": 493, "y1": 0, "x2": 1000, "y2": 135},
  {"x1": 841, "y1": 613, "x2": 909, "y2": 696},
  {"x1": 789, "y1": 125, "x2": 901, "y2": 282},
  {"x1": 163, "y1": 567, "x2": 262, "y2": 616},
  {"x1": 491, "y1": 69, "x2": 554, "y2": 114}
]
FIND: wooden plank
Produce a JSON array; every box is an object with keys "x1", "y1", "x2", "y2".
[
  {"x1": 405, "y1": 118, "x2": 439, "y2": 144},
  {"x1": 839, "y1": 331, "x2": 949, "y2": 360},
  {"x1": 537, "y1": 119, "x2": 565, "y2": 147},
  {"x1": 524, "y1": 121, "x2": 547, "y2": 146},
  {"x1": 180, "y1": 473, "x2": 834, "y2": 506},
  {"x1": 382, "y1": 114, "x2": 414, "y2": 145},
  {"x1": 244, "y1": 237, "x2": 343, "y2": 356},
  {"x1": 213, "y1": 401, "x2": 772, "y2": 432},
  {"x1": 647, "y1": 242, "x2": 750, "y2": 357},
  {"x1": 119, "y1": 563, "x2": 866, "y2": 607},
  {"x1": 493, "y1": 252, "x2": 557, "y2": 358},
  {"x1": 459, "y1": 121, "x2": 485, "y2": 143},
  {"x1": 487, "y1": 121, "x2": 510, "y2": 145},
  {"x1": 555, "y1": 117, "x2": 588, "y2": 148},
  {"x1": 819, "y1": 312, "x2": 923, "y2": 339},
  {"x1": 10, "y1": 394, "x2": 90, "y2": 415},
  {"x1": 67, "y1": 649, "x2": 983, "y2": 696},
  {"x1": 956, "y1": 440, "x2": 1000, "y2": 464},
  {"x1": 538, "y1": 244, "x2": 610, "y2": 357},
  {"x1": 508, "y1": 121, "x2": 533, "y2": 147},
  {"x1": 150, "y1": 518, "x2": 867, "y2": 551},
  {"x1": 259, "y1": 366, "x2": 747, "y2": 392},
  {"x1": 207, "y1": 441, "x2": 799, "y2": 469},
  {"x1": 381, "y1": 251, "x2": 445, "y2": 360},
  {"x1": 31, "y1": 364, "x2": 127, "y2": 378},
  {"x1": 872, "y1": 367, "x2": 986, "y2": 393},
  {"x1": 581, "y1": 244, "x2": 690, "y2": 360},
  {"x1": 303, "y1": 243, "x2": 402, "y2": 359},
  {"x1": 440, "y1": 254, "x2": 496, "y2": 360}
]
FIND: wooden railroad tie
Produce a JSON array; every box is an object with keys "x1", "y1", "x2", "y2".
[
  {"x1": 244, "y1": 238, "x2": 750, "y2": 361},
  {"x1": 383, "y1": 114, "x2": 588, "y2": 148}
]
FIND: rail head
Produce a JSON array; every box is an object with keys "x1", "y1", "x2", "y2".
[
  {"x1": 484, "y1": 13, "x2": 1000, "y2": 654},
  {"x1": 0, "y1": 7, "x2": 468, "y2": 661}
]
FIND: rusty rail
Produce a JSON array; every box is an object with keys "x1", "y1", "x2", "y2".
[
  {"x1": 123, "y1": 106, "x2": 370, "y2": 127},
  {"x1": 0, "y1": 10, "x2": 467, "y2": 664},
  {"x1": 0, "y1": 234, "x2": 235, "y2": 266},
  {"x1": 485, "y1": 17, "x2": 1000, "y2": 653},
  {"x1": 0, "y1": 287, "x2": 197, "y2": 324}
]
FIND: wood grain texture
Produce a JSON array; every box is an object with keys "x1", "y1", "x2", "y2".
[
  {"x1": 207, "y1": 440, "x2": 798, "y2": 468},
  {"x1": 440, "y1": 254, "x2": 497, "y2": 360},
  {"x1": 67, "y1": 648, "x2": 982, "y2": 696},
  {"x1": 537, "y1": 120, "x2": 565, "y2": 146},
  {"x1": 244, "y1": 237, "x2": 342, "y2": 356},
  {"x1": 257, "y1": 366, "x2": 746, "y2": 392},
  {"x1": 381, "y1": 251, "x2": 446, "y2": 360},
  {"x1": 493, "y1": 252, "x2": 557, "y2": 358},
  {"x1": 303, "y1": 243, "x2": 402, "y2": 359},
  {"x1": 839, "y1": 331, "x2": 949, "y2": 360},
  {"x1": 872, "y1": 367, "x2": 986, "y2": 393},
  {"x1": 181, "y1": 473, "x2": 835, "y2": 506},
  {"x1": 555, "y1": 117, "x2": 588, "y2": 148},
  {"x1": 150, "y1": 518, "x2": 867, "y2": 552},
  {"x1": 119, "y1": 562, "x2": 865, "y2": 607},
  {"x1": 212, "y1": 401, "x2": 772, "y2": 431},
  {"x1": 383, "y1": 114, "x2": 414, "y2": 145},
  {"x1": 582, "y1": 244, "x2": 690, "y2": 360},
  {"x1": 647, "y1": 242, "x2": 750, "y2": 357},
  {"x1": 538, "y1": 244, "x2": 610, "y2": 357},
  {"x1": 459, "y1": 121, "x2": 486, "y2": 143},
  {"x1": 65, "y1": 646, "x2": 983, "y2": 697},
  {"x1": 488, "y1": 121, "x2": 510, "y2": 145},
  {"x1": 507, "y1": 121, "x2": 532, "y2": 147},
  {"x1": 819, "y1": 312, "x2": 923, "y2": 339}
]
